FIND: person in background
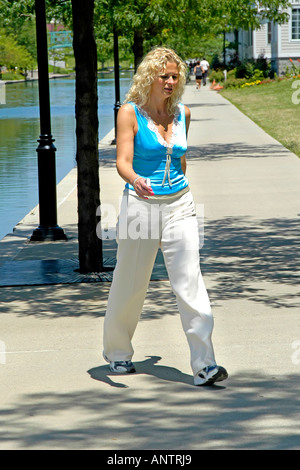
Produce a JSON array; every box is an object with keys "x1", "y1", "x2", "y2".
[
  {"x1": 102, "y1": 46, "x2": 228, "y2": 387},
  {"x1": 193, "y1": 60, "x2": 203, "y2": 90},
  {"x1": 200, "y1": 57, "x2": 210, "y2": 86}
]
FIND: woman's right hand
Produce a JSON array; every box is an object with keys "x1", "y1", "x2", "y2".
[{"x1": 133, "y1": 177, "x2": 154, "y2": 199}]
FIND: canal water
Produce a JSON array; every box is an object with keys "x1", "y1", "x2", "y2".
[{"x1": 0, "y1": 72, "x2": 133, "y2": 240}]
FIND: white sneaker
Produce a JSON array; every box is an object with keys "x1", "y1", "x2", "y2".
[
  {"x1": 109, "y1": 361, "x2": 136, "y2": 374},
  {"x1": 103, "y1": 353, "x2": 136, "y2": 374},
  {"x1": 194, "y1": 365, "x2": 228, "y2": 386}
]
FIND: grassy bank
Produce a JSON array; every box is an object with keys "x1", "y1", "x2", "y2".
[{"x1": 220, "y1": 78, "x2": 300, "y2": 158}]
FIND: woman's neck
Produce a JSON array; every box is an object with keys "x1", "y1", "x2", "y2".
[
  {"x1": 144, "y1": 96, "x2": 169, "y2": 116},
  {"x1": 142, "y1": 99, "x2": 174, "y2": 133}
]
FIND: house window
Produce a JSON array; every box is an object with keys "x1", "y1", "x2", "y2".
[{"x1": 291, "y1": 8, "x2": 300, "y2": 40}]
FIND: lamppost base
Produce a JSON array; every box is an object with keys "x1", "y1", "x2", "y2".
[{"x1": 30, "y1": 225, "x2": 67, "y2": 242}]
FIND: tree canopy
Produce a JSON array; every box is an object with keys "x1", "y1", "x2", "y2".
[{"x1": 0, "y1": 0, "x2": 293, "y2": 71}]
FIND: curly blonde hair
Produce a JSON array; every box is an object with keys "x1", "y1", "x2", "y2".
[{"x1": 124, "y1": 47, "x2": 187, "y2": 115}]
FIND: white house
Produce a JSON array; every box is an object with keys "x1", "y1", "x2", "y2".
[{"x1": 227, "y1": 1, "x2": 300, "y2": 75}]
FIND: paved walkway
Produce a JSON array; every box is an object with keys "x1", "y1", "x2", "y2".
[{"x1": 0, "y1": 80, "x2": 300, "y2": 450}]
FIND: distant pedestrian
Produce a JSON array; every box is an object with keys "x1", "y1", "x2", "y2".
[
  {"x1": 200, "y1": 57, "x2": 210, "y2": 86},
  {"x1": 193, "y1": 60, "x2": 203, "y2": 90},
  {"x1": 102, "y1": 46, "x2": 228, "y2": 387}
]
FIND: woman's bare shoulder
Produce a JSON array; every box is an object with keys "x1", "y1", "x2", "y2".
[
  {"x1": 117, "y1": 103, "x2": 138, "y2": 135},
  {"x1": 119, "y1": 103, "x2": 136, "y2": 115},
  {"x1": 117, "y1": 103, "x2": 137, "y2": 123},
  {"x1": 184, "y1": 104, "x2": 191, "y2": 123},
  {"x1": 184, "y1": 104, "x2": 191, "y2": 118}
]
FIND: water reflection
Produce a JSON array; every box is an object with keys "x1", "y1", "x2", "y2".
[{"x1": 0, "y1": 72, "x2": 132, "y2": 240}]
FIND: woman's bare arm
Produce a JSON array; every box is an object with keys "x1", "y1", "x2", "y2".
[
  {"x1": 116, "y1": 104, "x2": 153, "y2": 198},
  {"x1": 181, "y1": 105, "x2": 191, "y2": 174}
]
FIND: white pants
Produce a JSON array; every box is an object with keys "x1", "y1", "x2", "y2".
[{"x1": 103, "y1": 189, "x2": 216, "y2": 376}]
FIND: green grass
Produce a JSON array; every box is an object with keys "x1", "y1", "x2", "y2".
[{"x1": 220, "y1": 78, "x2": 300, "y2": 157}]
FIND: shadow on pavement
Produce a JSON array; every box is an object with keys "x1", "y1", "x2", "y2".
[
  {"x1": 1, "y1": 214, "x2": 299, "y2": 314},
  {"x1": 0, "y1": 368, "x2": 299, "y2": 450},
  {"x1": 187, "y1": 142, "x2": 291, "y2": 161},
  {"x1": 88, "y1": 355, "x2": 195, "y2": 388},
  {"x1": 0, "y1": 281, "x2": 177, "y2": 320},
  {"x1": 201, "y1": 216, "x2": 300, "y2": 308}
]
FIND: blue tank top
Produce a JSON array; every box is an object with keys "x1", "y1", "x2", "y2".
[{"x1": 126, "y1": 102, "x2": 189, "y2": 195}]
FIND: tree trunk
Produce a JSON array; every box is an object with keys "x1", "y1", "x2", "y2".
[
  {"x1": 132, "y1": 29, "x2": 144, "y2": 71},
  {"x1": 72, "y1": 0, "x2": 103, "y2": 273}
]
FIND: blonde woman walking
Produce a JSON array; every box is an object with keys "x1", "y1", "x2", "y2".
[{"x1": 102, "y1": 47, "x2": 228, "y2": 386}]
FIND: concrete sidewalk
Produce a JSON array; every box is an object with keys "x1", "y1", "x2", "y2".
[{"x1": 0, "y1": 81, "x2": 300, "y2": 450}]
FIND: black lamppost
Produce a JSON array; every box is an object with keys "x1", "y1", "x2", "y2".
[
  {"x1": 111, "y1": 26, "x2": 121, "y2": 145},
  {"x1": 30, "y1": 0, "x2": 66, "y2": 241}
]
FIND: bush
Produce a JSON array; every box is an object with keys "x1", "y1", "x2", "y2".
[
  {"x1": 209, "y1": 69, "x2": 225, "y2": 83},
  {"x1": 0, "y1": 69, "x2": 24, "y2": 80},
  {"x1": 227, "y1": 69, "x2": 236, "y2": 79},
  {"x1": 235, "y1": 61, "x2": 255, "y2": 79},
  {"x1": 252, "y1": 69, "x2": 265, "y2": 81},
  {"x1": 255, "y1": 54, "x2": 272, "y2": 78},
  {"x1": 211, "y1": 55, "x2": 274, "y2": 88},
  {"x1": 223, "y1": 77, "x2": 249, "y2": 89},
  {"x1": 285, "y1": 58, "x2": 300, "y2": 78},
  {"x1": 234, "y1": 56, "x2": 271, "y2": 79}
]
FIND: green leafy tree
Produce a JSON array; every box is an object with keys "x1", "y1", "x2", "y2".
[
  {"x1": 3, "y1": 0, "x2": 290, "y2": 69},
  {"x1": 0, "y1": 0, "x2": 35, "y2": 32},
  {"x1": 17, "y1": 21, "x2": 38, "y2": 64},
  {"x1": 46, "y1": 0, "x2": 73, "y2": 25},
  {"x1": 92, "y1": 0, "x2": 292, "y2": 69},
  {"x1": 95, "y1": 25, "x2": 114, "y2": 68},
  {"x1": 94, "y1": 0, "x2": 186, "y2": 69},
  {"x1": 0, "y1": 0, "x2": 37, "y2": 68},
  {"x1": 184, "y1": 0, "x2": 290, "y2": 34},
  {"x1": 0, "y1": 29, "x2": 35, "y2": 71},
  {"x1": 177, "y1": 0, "x2": 292, "y2": 67}
]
